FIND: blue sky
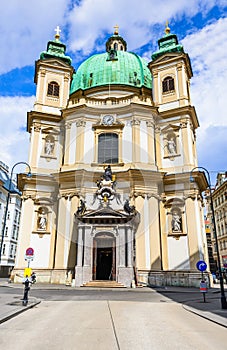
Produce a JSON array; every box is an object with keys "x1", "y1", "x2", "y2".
[{"x1": 0, "y1": 0, "x2": 226, "y2": 184}]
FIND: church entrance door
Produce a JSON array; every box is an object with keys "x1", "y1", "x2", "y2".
[{"x1": 93, "y1": 234, "x2": 116, "y2": 281}]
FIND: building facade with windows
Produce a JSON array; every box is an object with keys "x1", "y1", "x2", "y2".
[
  {"x1": 206, "y1": 173, "x2": 227, "y2": 272},
  {"x1": 0, "y1": 161, "x2": 21, "y2": 277},
  {"x1": 14, "y1": 26, "x2": 209, "y2": 286}
]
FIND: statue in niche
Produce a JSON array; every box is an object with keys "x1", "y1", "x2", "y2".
[
  {"x1": 167, "y1": 135, "x2": 177, "y2": 154},
  {"x1": 38, "y1": 209, "x2": 47, "y2": 230},
  {"x1": 45, "y1": 137, "x2": 55, "y2": 155},
  {"x1": 171, "y1": 210, "x2": 182, "y2": 232},
  {"x1": 103, "y1": 165, "x2": 112, "y2": 181}
]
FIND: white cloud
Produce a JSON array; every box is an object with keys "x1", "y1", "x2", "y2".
[
  {"x1": 67, "y1": 0, "x2": 224, "y2": 54},
  {"x1": 0, "y1": 96, "x2": 35, "y2": 168},
  {"x1": 0, "y1": 0, "x2": 225, "y2": 74},
  {"x1": 0, "y1": 0, "x2": 70, "y2": 74},
  {"x1": 182, "y1": 17, "x2": 227, "y2": 171}
]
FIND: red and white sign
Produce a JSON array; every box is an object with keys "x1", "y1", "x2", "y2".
[{"x1": 26, "y1": 247, "x2": 34, "y2": 256}]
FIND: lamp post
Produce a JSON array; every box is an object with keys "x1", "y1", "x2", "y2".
[
  {"x1": 0, "y1": 162, "x2": 32, "y2": 265},
  {"x1": 190, "y1": 166, "x2": 227, "y2": 309}
]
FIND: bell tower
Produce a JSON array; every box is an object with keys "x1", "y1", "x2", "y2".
[
  {"x1": 149, "y1": 23, "x2": 193, "y2": 111},
  {"x1": 33, "y1": 26, "x2": 74, "y2": 114},
  {"x1": 149, "y1": 23, "x2": 199, "y2": 172}
]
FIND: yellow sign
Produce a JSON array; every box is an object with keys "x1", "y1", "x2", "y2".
[{"x1": 24, "y1": 268, "x2": 32, "y2": 277}]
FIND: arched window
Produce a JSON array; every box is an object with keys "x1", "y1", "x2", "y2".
[
  {"x1": 162, "y1": 76, "x2": 175, "y2": 93},
  {"x1": 98, "y1": 133, "x2": 118, "y2": 164},
  {"x1": 47, "y1": 81, "x2": 59, "y2": 97}
]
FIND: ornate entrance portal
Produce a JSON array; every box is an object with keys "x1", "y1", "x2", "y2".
[
  {"x1": 93, "y1": 234, "x2": 116, "y2": 281},
  {"x1": 74, "y1": 166, "x2": 139, "y2": 287}
]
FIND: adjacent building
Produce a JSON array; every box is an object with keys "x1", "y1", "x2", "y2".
[
  {"x1": 206, "y1": 172, "x2": 227, "y2": 272},
  {"x1": 14, "y1": 25, "x2": 209, "y2": 287},
  {"x1": 0, "y1": 161, "x2": 21, "y2": 277}
]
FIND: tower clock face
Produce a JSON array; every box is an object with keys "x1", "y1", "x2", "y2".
[{"x1": 103, "y1": 115, "x2": 114, "y2": 125}]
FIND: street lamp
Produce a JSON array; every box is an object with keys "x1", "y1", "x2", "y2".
[
  {"x1": 190, "y1": 166, "x2": 227, "y2": 309},
  {"x1": 0, "y1": 162, "x2": 32, "y2": 265}
]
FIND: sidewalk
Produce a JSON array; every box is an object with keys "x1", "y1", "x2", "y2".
[
  {"x1": 153, "y1": 284, "x2": 227, "y2": 328},
  {"x1": 0, "y1": 279, "x2": 227, "y2": 327},
  {"x1": 0, "y1": 280, "x2": 41, "y2": 324}
]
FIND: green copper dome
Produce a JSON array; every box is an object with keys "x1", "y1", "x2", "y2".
[{"x1": 70, "y1": 50, "x2": 152, "y2": 94}]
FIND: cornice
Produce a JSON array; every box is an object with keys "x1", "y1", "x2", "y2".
[{"x1": 27, "y1": 110, "x2": 62, "y2": 132}]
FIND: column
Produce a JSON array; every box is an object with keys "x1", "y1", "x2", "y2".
[
  {"x1": 64, "y1": 122, "x2": 71, "y2": 165},
  {"x1": 75, "y1": 120, "x2": 86, "y2": 163},
  {"x1": 119, "y1": 227, "x2": 126, "y2": 267},
  {"x1": 83, "y1": 227, "x2": 92, "y2": 283},
  {"x1": 75, "y1": 226, "x2": 84, "y2": 286},
  {"x1": 132, "y1": 119, "x2": 140, "y2": 163},
  {"x1": 181, "y1": 120, "x2": 191, "y2": 168},
  {"x1": 155, "y1": 126, "x2": 162, "y2": 168},
  {"x1": 149, "y1": 196, "x2": 162, "y2": 270},
  {"x1": 146, "y1": 120, "x2": 156, "y2": 168},
  {"x1": 127, "y1": 227, "x2": 133, "y2": 267}
]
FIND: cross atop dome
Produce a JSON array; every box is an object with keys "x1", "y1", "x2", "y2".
[
  {"x1": 114, "y1": 24, "x2": 119, "y2": 35},
  {"x1": 55, "y1": 26, "x2": 61, "y2": 40}
]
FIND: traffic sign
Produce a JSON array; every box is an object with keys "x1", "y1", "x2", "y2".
[
  {"x1": 25, "y1": 247, "x2": 34, "y2": 256},
  {"x1": 200, "y1": 281, "x2": 208, "y2": 292},
  {"x1": 196, "y1": 260, "x2": 207, "y2": 272}
]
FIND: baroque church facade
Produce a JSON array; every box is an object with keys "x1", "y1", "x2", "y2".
[{"x1": 14, "y1": 25, "x2": 209, "y2": 287}]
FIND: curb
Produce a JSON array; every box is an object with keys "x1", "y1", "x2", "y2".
[
  {"x1": 0, "y1": 299, "x2": 41, "y2": 325},
  {"x1": 182, "y1": 303, "x2": 227, "y2": 328}
]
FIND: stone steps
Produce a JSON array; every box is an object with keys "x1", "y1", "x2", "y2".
[{"x1": 82, "y1": 280, "x2": 126, "y2": 288}]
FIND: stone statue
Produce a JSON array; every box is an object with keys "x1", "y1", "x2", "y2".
[
  {"x1": 124, "y1": 199, "x2": 135, "y2": 214},
  {"x1": 76, "y1": 199, "x2": 86, "y2": 216},
  {"x1": 45, "y1": 138, "x2": 54, "y2": 155},
  {"x1": 38, "y1": 210, "x2": 47, "y2": 230},
  {"x1": 103, "y1": 165, "x2": 112, "y2": 181},
  {"x1": 167, "y1": 137, "x2": 176, "y2": 154},
  {"x1": 172, "y1": 211, "x2": 182, "y2": 231}
]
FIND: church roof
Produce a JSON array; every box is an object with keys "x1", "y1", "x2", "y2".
[
  {"x1": 70, "y1": 30, "x2": 152, "y2": 94},
  {"x1": 39, "y1": 26, "x2": 72, "y2": 65},
  {"x1": 152, "y1": 24, "x2": 184, "y2": 61}
]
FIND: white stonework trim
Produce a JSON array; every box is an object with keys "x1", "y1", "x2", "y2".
[
  {"x1": 187, "y1": 125, "x2": 193, "y2": 164},
  {"x1": 182, "y1": 67, "x2": 187, "y2": 96},
  {"x1": 175, "y1": 67, "x2": 179, "y2": 100},
  {"x1": 29, "y1": 127, "x2": 35, "y2": 166},
  {"x1": 140, "y1": 121, "x2": 148, "y2": 163},
  {"x1": 59, "y1": 76, "x2": 64, "y2": 107},
  {"x1": 159, "y1": 101, "x2": 179, "y2": 111},
  {"x1": 69, "y1": 122, "x2": 77, "y2": 164},
  {"x1": 30, "y1": 233, "x2": 51, "y2": 268},
  {"x1": 41, "y1": 106, "x2": 61, "y2": 115},
  {"x1": 158, "y1": 73, "x2": 161, "y2": 104},
  {"x1": 122, "y1": 122, "x2": 132, "y2": 162},
  {"x1": 167, "y1": 236, "x2": 190, "y2": 270},
  {"x1": 64, "y1": 198, "x2": 71, "y2": 268},
  {"x1": 43, "y1": 75, "x2": 47, "y2": 105},
  {"x1": 84, "y1": 121, "x2": 94, "y2": 163},
  {"x1": 195, "y1": 197, "x2": 203, "y2": 260},
  {"x1": 144, "y1": 196, "x2": 151, "y2": 269},
  {"x1": 37, "y1": 128, "x2": 42, "y2": 168}
]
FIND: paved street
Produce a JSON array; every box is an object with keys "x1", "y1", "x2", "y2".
[{"x1": 0, "y1": 283, "x2": 227, "y2": 350}]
